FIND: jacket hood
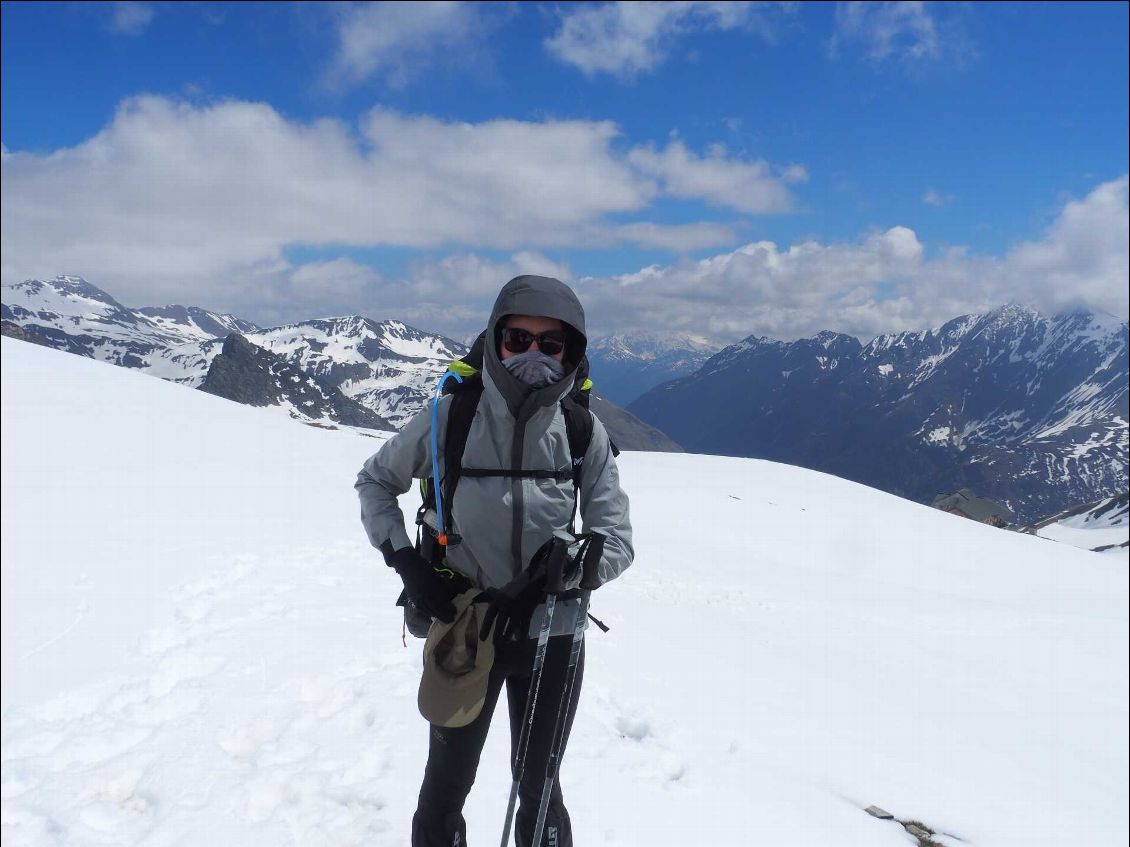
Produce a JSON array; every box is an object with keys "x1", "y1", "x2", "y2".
[{"x1": 483, "y1": 275, "x2": 588, "y2": 418}]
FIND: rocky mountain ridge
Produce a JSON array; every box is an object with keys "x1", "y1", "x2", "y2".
[
  {"x1": 629, "y1": 305, "x2": 1129, "y2": 522},
  {"x1": 1, "y1": 277, "x2": 462, "y2": 430}
]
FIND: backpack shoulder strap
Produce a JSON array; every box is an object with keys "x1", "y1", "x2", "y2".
[
  {"x1": 561, "y1": 395, "x2": 593, "y2": 474},
  {"x1": 561, "y1": 395, "x2": 595, "y2": 532},
  {"x1": 566, "y1": 356, "x2": 617, "y2": 454},
  {"x1": 435, "y1": 362, "x2": 608, "y2": 540},
  {"x1": 439, "y1": 374, "x2": 484, "y2": 542}
]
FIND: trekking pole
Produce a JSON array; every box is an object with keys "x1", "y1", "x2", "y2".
[
  {"x1": 499, "y1": 539, "x2": 568, "y2": 847},
  {"x1": 531, "y1": 534, "x2": 605, "y2": 847}
]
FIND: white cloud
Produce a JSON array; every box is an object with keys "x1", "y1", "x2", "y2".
[
  {"x1": 4, "y1": 124, "x2": 1123, "y2": 346},
  {"x1": 1000, "y1": 176, "x2": 1130, "y2": 317},
  {"x1": 1, "y1": 96, "x2": 794, "y2": 321},
  {"x1": 327, "y1": 1, "x2": 493, "y2": 88},
  {"x1": 357, "y1": 109, "x2": 651, "y2": 239},
  {"x1": 12, "y1": 98, "x2": 1119, "y2": 348},
  {"x1": 576, "y1": 225, "x2": 928, "y2": 338},
  {"x1": 574, "y1": 177, "x2": 1129, "y2": 341},
  {"x1": 546, "y1": 1, "x2": 797, "y2": 79},
  {"x1": 109, "y1": 2, "x2": 154, "y2": 36},
  {"x1": 831, "y1": 1, "x2": 973, "y2": 67},
  {"x1": 610, "y1": 221, "x2": 739, "y2": 252},
  {"x1": 628, "y1": 140, "x2": 806, "y2": 213},
  {"x1": 39, "y1": 169, "x2": 1124, "y2": 345},
  {"x1": 922, "y1": 188, "x2": 954, "y2": 207},
  {"x1": 239, "y1": 252, "x2": 579, "y2": 337}
]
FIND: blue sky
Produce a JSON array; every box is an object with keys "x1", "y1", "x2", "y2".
[{"x1": 2, "y1": 2, "x2": 1127, "y2": 341}]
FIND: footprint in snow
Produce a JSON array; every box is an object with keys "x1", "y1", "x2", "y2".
[{"x1": 613, "y1": 715, "x2": 653, "y2": 741}]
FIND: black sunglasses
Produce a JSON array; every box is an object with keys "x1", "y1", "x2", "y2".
[{"x1": 500, "y1": 327, "x2": 567, "y2": 356}]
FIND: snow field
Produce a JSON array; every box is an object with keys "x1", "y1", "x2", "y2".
[
  {"x1": 1033, "y1": 494, "x2": 1128, "y2": 556},
  {"x1": 2, "y1": 338, "x2": 1127, "y2": 846},
  {"x1": 1037, "y1": 520, "x2": 1127, "y2": 554}
]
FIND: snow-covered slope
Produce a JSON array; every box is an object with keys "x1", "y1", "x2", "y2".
[
  {"x1": 3, "y1": 338, "x2": 1126, "y2": 846},
  {"x1": 135, "y1": 304, "x2": 259, "y2": 341},
  {"x1": 139, "y1": 337, "x2": 225, "y2": 386},
  {"x1": 1027, "y1": 492, "x2": 1129, "y2": 556}
]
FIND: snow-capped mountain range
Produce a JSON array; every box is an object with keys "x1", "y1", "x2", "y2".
[
  {"x1": 8, "y1": 277, "x2": 1127, "y2": 521},
  {"x1": 1, "y1": 276, "x2": 257, "y2": 366},
  {"x1": 244, "y1": 317, "x2": 465, "y2": 427},
  {"x1": 586, "y1": 331, "x2": 720, "y2": 406},
  {"x1": 630, "y1": 305, "x2": 1129, "y2": 523},
  {"x1": 0, "y1": 277, "x2": 679, "y2": 449},
  {"x1": 2, "y1": 276, "x2": 464, "y2": 429}
]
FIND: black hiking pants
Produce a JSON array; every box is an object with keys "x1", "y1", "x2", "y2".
[{"x1": 412, "y1": 633, "x2": 585, "y2": 847}]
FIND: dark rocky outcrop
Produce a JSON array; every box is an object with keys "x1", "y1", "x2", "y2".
[
  {"x1": 200, "y1": 333, "x2": 392, "y2": 431},
  {"x1": 2, "y1": 320, "x2": 54, "y2": 347}
]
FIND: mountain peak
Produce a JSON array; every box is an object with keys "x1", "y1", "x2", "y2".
[
  {"x1": 589, "y1": 331, "x2": 720, "y2": 362},
  {"x1": 812, "y1": 330, "x2": 861, "y2": 352},
  {"x1": 220, "y1": 331, "x2": 256, "y2": 357},
  {"x1": 979, "y1": 303, "x2": 1043, "y2": 331},
  {"x1": 10, "y1": 275, "x2": 125, "y2": 309}
]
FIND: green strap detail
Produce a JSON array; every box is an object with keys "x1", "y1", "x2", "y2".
[
  {"x1": 580, "y1": 378, "x2": 593, "y2": 391},
  {"x1": 449, "y1": 360, "x2": 479, "y2": 378}
]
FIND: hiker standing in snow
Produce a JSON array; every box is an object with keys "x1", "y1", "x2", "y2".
[{"x1": 356, "y1": 275, "x2": 633, "y2": 847}]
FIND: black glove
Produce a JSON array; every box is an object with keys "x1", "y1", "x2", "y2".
[
  {"x1": 478, "y1": 532, "x2": 610, "y2": 643},
  {"x1": 478, "y1": 569, "x2": 547, "y2": 644},
  {"x1": 478, "y1": 535, "x2": 573, "y2": 644},
  {"x1": 387, "y1": 547, "x2": 460, "y2": 624}
]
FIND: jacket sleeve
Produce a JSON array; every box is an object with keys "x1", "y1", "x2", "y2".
[
  {"x1": 578, "y1": 414, "x2": 634, "y2": 586},
  {"x1": 355, "y1": 400, "x2": 440, "y2": 561}
]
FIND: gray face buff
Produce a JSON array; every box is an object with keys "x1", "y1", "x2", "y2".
[{"x1": 501, "y1": 350, "x2": 566, "y2": 389}]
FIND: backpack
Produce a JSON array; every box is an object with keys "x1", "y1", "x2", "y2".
[{"x1": 415, "y1": 331, "x2": 616, "y2": 567}]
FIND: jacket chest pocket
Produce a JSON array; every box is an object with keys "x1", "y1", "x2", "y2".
[
  {"x1": 522, "y1": 475, "x2": 577, "y2": 532},
  {"x1": 450, "y1": 474, "x2": 510, "y2": 533}
]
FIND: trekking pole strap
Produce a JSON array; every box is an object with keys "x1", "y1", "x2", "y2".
[{"x1": 587, "y1": 612, "x2": 610, "y2": 633}]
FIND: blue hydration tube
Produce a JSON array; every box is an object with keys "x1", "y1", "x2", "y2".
[{"x1": 430, "y1": 370, "x2": 463, "y2": 545}]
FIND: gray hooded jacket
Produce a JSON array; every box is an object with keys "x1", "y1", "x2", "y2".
[{"x1": 355, "y1": 276, "x2": 634, "y2": 637}]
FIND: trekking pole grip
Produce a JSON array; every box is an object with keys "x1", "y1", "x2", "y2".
[
  {"x1": 543, "y1": 536, "x2": 570, "y2": 595},
  {"x1": 579, "y1": 533, "x2": 605, "y2": 591}
]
